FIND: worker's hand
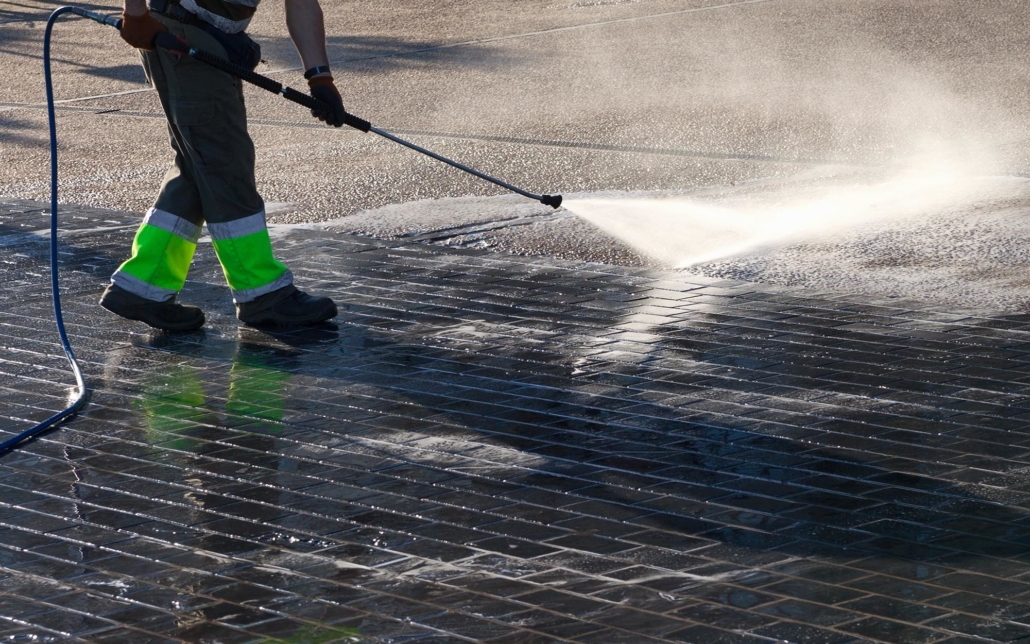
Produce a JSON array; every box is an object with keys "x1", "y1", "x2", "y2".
[
  {"x1": 120, "y1": 10, "x2": 167, "y2": 51},
  {"x1": 308, "y1": 76, "x2": 346, "y2": 127}
]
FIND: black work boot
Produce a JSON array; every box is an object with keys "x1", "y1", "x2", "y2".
[
  {"x1": 236, "y1": 285, "x2": 337, "y2": 327},
  {"x1": 100, "y1": 284, "x2": 205, "y2": 331}
]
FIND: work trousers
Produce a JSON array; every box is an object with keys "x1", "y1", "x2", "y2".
[{"x1": 110, "y1": 15, "x2": 292, "y2": 304}]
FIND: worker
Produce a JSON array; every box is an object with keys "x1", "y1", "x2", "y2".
[{"x1": 100, "y1": 0, "x2": 346, "y2": 331}]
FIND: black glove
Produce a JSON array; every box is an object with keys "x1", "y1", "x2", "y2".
[{"x1": 308, "y1": 76, "x2": 346, "y2": 127}]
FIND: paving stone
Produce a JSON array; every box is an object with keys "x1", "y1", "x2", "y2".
[
  {"x1": 927, "y1": 614, "x2": 1030, "y2": 642},
  {"x1": 752, "y1": 621, "x2": 857, "y2": 644},
  {"x1": 665, "y1": 624, "x2": 774, "y2": 643},
  {"x1": 839, "y1": 616, "x2": 949, "y2": 644},
  {"x1": 838, "y1": 594, "x2": 949, "y2": 624}
]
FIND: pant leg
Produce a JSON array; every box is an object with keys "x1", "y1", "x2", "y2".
[
  {"x1": 111, "y1": 133, "x2": 205, "y2": 301},
  {"x1": 111, "y1": 16, "x2": 292, "y2": 304},
  {"x1": 110, "y1": 31, "x2": 206, "y2": 302}
]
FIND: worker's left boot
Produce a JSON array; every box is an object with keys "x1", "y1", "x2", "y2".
[
  {"x1": 236, "y1": 284, "x2": 337, "y2": 327},
  {"x1": 100, "y1": 283, "x2": 205, "y2": 331}
]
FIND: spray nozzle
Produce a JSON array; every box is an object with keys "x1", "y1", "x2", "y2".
[{"x1": 540, "y1": 194, "x2": 563, "y2": 209}]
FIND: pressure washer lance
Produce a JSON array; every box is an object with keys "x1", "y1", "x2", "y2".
[{"x1": 74, "y1": 9, "x2": 563, "y2": 208}]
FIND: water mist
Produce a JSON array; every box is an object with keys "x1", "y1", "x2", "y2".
[
  {"x1": 562, "y1": 162, "x2": 1019, "y2": 269},
  {"x1": 557, "y1": 5, "x2": 1022, "y2": 281}
]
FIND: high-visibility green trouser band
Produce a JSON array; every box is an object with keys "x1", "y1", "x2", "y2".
[
  {"x1": 114, "y1": 222, "x2": 198, "y2": 300},
  {"x1": 211, "y1": 229, "x2": 292, "y2": 302}
]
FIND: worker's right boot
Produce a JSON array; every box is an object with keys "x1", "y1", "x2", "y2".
[
  {"x1": 100, "y1": 283, "x2": 205, "y2": 331},
  {"x1": 236, "y1": 284, "x2": 337, "y2": 327}
]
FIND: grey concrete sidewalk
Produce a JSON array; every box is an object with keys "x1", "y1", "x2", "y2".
[
  {"x1": 3, "y1": 0, "x2": 1029, "y2": 224},
  {"x1": 5, "y1": 198, "x2": 1030, "y2": 643}
]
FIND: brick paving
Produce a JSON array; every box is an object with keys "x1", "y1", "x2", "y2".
[{"x1": 4, "y1": 198, "x2": 1030, "y2": 643}]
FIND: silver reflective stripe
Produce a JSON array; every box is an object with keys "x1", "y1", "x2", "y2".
[
  {"x1": 143, "y1": 207, "x2": 202, "y2": 243},
  {"x1": 207, "y1": 211, "x2": 267, "y2": 240},
  {"x1": 110, "y1": 272, "x2": 178, "y2": 302},
  {"x1": 232, "y1": 269, "x2": 293, "y2": 303},
  {"x1": 179, "y1": 0, "x2": 251, "y2": 33}
]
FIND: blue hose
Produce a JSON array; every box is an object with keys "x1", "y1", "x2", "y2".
[{"x1": 0, "y1": 6, "x2": 90, "y2": 454}]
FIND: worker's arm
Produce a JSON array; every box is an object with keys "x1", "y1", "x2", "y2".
[
  {"x1": 121, "y1": 0, "x2": 166, "y2": 50},
  {"x1": 285, "y1": 0, "x2": 346, "y2": 127},
  {"x1": 285, "y1": 0, "x2": 330, "y2": 74}
]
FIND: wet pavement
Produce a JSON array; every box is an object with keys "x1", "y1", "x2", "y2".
[{"x1": 5, "y1": 198, "x2": 1030, "y2": 643}]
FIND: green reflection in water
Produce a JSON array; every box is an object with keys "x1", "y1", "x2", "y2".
[
  {"x1": 140, "y1": 361, "x2": 211, "y2": 451},
  {"x1": 226, "y1": 344, "x2": 292, "y2": 432},
  {"x1": 137, "y1": 341, "x2": 296, "y2": 448}
]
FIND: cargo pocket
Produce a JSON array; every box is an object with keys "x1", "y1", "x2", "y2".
[{"x1": 170, "y1": 99, "x2": 234, "y2": 171}]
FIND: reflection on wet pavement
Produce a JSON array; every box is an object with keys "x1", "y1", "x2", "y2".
[{"x1": 5, "y1": 199, "x2": 1030, "y2": 642}]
